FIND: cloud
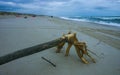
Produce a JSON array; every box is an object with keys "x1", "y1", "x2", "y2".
[
  {"x1": 0, "y1": 0, "x2": 120, "y2": 16},
  {"x1": 0, "y1": 1, "x2": 42, "y2": 11},
  {"x1": 94, "y1": 6, "x2": 108, "y2": 10},
  {"x1": 0, "y1": 1, "x2": 16, "y2": 6}
]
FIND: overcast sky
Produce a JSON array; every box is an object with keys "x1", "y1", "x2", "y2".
[{"x1": 0, "y1": 0, "x2": 120, "y2": 16}]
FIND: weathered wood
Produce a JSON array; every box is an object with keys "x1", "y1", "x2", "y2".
[
  {"x1": 0, "y1": 38, "x2": 65, "y2": 65},
  {"x1": 41, "y1": 57, "x2": 56, "y2": 67}
]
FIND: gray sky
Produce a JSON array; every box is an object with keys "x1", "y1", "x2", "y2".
[{"x1": 0, "y1": 0, "x2": 120, "y2": 16}]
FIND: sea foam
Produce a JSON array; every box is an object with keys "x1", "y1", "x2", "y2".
[{"x1": 60, "y1": 16, "x2": 120, "y2": 27}]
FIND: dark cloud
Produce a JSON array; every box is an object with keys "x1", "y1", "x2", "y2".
[
  {"x1": 0, "y1": 0, "x2": 120, "y2": 16},
  {"x1": 38, "y1": 0, "x2": 70, "y2": 2},
  {"x1": 0, "y1": 4, "x2": 22, "y2": 12},
  {"x1": 94, "y1": 6, "x2": 108, "y2": 10},
  {"x1": 0, "y1": 0, "x2": 34, "y2": 3}
]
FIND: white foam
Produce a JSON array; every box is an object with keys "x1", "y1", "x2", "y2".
[
  {"x1": 60, "y1": 17, "x2": 89, "y2": 22},
  {"x1": 98, "y1": 17, "x2": 120, "y2": 20},
  {"x1": 60, "y1": 17, "x2": 120, "y2": 27},
  {"x1": 94, "y1": 21, "x2": 120, "y2": 27}
]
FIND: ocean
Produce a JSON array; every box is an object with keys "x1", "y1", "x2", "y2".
[{"x1": 60, "y1": 16, "x2": 120, "y2": 27}]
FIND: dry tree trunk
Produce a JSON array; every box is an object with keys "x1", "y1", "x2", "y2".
[{"x1": 0, "y1": 38, "x2": 65, "y2": 65}]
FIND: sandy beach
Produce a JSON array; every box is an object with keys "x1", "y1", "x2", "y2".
[{"x1": 0, "y1": 15, "x2": 120, "y2": 75}]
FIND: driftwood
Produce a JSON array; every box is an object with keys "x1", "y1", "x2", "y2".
[
  {"x1": 56, "y1": 32, "x2": 95, "y2": 64},
  {"x1": 0, "y1": 32, "x2": 96, "y2": 65},
  {"x1": 41, "y1": 57, "x2": 56, "y2": 67},
  {"x1": 0, "y1": 38, "x2": 65, "y2": 65}
]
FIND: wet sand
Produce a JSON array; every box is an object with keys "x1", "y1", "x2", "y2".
[{"x1": 0, "y1": 15, "x2": 120, "y2": 75}]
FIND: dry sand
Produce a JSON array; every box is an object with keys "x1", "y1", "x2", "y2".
[{"x1": 0, "y1": 15, "x2": 120, "y2": 75}]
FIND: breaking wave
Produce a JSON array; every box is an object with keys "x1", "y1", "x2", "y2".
[{"x1": 60, "y1": 16, "x2": 120, "y2": 27}]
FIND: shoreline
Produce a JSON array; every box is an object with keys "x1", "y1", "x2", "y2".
[
  {"x1": 60, "y1": 16, "x2": 120, "y2": 27},
  {"x1": 58, "y1": 17, "x2": 120, "y2": 50}
]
